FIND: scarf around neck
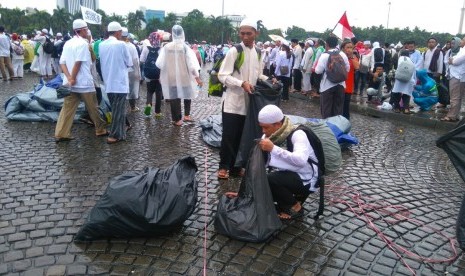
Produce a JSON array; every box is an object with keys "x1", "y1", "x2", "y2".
[{"x1": 268, "y1": 117, "x2": 295, "y2": 146}]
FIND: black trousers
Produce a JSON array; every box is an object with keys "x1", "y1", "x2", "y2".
[
  {"x1": 343, "y1": 93, "x2": 352, "y2": 120},
  {"x1": 391, "y1": 92, "x2": 411, "y2": 110},
  {"x1": 293, "y1": 69, "x2": 303, "y2": 91},
  {"x1": 146, "y1": 80, "x2": 162, "y2": 114},
  {"x1": 268, "y1": 170, "x2": 308, "y2": 211},
  {"x1": 278, "y1": 76, "x2": 291, "y2": 100},
  {"x1": 320, "y1": 84, "x2": 345, "y2": 119},
  {"x1": 169, "y1": 99, "x2": 191, "y2": 122},
  {"x1": 311, "y1": 73, "x2": 322, "y2": 93},
  {"x1": 219, "y1": 109, "x2": 246, "y2": 170}
]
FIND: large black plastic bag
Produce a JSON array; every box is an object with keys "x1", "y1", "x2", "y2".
[
  {"x1": 199, "y1": 115, "x2": 222, "y2": 148},
  {"x1": 75, "y1": 156, "x2": 198, "y2": 241},
  {"x1": 215, "y1": 144, "x2": 282, "y2": 242},
  {"x1": 237, "y1": 80, "x2": 282, "y2": 167},
  {"x1": 436, "y1": 119, "x2": 465, "y2": 250}
]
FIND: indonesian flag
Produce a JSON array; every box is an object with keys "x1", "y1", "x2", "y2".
[{"x1": 332, "y1": 12, "x2": 355, "y2": 40}]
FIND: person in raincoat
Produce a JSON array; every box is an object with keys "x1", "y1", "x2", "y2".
[{"x1": 156, "y1": 25, "x2": 203, "y2": 126}]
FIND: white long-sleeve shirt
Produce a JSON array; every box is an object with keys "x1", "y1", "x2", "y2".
[
  {"x1": 423, "y1": 47, "x2": 444, "y2": 74},
  {"x1": 314, "y1": 49, "x2": 350, "y2": 92},
  {"x1": 301, "y1": 47, "x2": 314, "y2": 73},
  {"x1": 99, "y1": 36, "x2": 132, "y2": 93},
  {"x1": 450, "y1": 47, "x2": 465, "y2": 82},
  {"x1": 268, "y1": 129, "x2": 318, "y2": 191},
  {"x1": 292, "y1": 45, "x2": 303, "y2": 70},
  {"x1": 218, "y1": 42, "x2": 268, "y2": 115}
]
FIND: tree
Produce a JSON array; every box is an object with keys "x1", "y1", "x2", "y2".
[
  {"x1": 51, "y1": 7, "x2": 72, "y2": 35},
  {"x1": 127, "y1": 10, "x2": 145, "y2": 35}
]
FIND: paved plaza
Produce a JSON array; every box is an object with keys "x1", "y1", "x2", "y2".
[{"x1": 1, "y1": 69, "x2": 465, "y2": 275}]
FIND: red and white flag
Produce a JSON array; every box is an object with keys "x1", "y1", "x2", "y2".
[{"x1": 332, "y1": 11, "x2": 355, "y2": 40}]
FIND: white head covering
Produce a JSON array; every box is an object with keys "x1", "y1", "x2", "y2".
[
  {"x1": 240, "y1": 18, "x2": 257, "y2": 30},
  {"x1": 72, "y1": 19, "x2": 87, "y2": 30},
  {"x1": 258, "y1": 105, "x2": 284, "y2": 124},
  {"x1": 306, "y1": 40, "x2": 314, "y2": 46},
  {"x1": 56, "y1": 32, "x2": 63, "y2": 37},
  {"x1": 121, "y1": 27, "x2": 129, "y2": 37},
  {"x1": 41, "y1": 28, "x2": 48, "y2": 34},
  {"x1": 281, "y1": 40, "x2": 290, "y2": 47},
  {"x1": 108, "y1": 21, "x2": 122, "y2": 32},
  {"x1": 372, "y1": 41, "x2": 380, "y2": 49},
  {"x1": 363, "y1": 40, "x2": 371, "y2": 45}
]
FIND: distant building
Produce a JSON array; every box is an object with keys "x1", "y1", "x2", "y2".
[
  {"x1": 145, "y1": 9, "x2": 165, "y2": 22},
  {"x1": 57, "y1": 0, "x2": 100, "y2": 14}
]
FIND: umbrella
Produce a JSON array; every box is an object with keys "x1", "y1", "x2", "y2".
[{"x1": 268, "y1": 34, "x2": 285, "y2": 42}]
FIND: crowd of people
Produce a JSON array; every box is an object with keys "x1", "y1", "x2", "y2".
[{"x1": 1, "y1": 19, "x2": 465, "y2": 220}]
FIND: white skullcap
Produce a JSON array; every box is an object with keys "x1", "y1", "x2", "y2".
[
  {"x1": 363, "y1": 40, "x2": 371, "y2": 45},
  {"x1": 307, "y1": 40, "x2": 314, "y2": 46},
  {"x1": 282, "y1": 40, "x2": 290, "y2": 47},
  {"x1": 390, "y1": 43, "x2": 395, "y2": 47},
  {"x1": 121, "y1": 27, "x2": 128, "y2": 37},
  {"x1": 108, "y1": 21, "x2": 122, "y2": 32},
  {"x1": 264, "y1": 41, "x2": 270, "y2": 46},
  {"x1": 36, "y1": 30, "x2": 41, "y2": 35},
  {"x1": 42, "y1": 28, "x2": 48, "y2": 34},
  {"x1": 56, "y1": 32, "x2": 63, "y2": 37},
  {"x1": 258, "y1": 105, "x2": 284, "y2": 124},
  {"x1": 240, "y1": 18, "x2": 257, "y2": 30},
  {"x1": 162, "y1": 32, "x2": 171, "y2": 41},
  {"x1": 72, "y1": 19, "x2": 87, "y2": 30},
  {"x1": 21, "y1": 34, "x2": 27, "y2": 40}
]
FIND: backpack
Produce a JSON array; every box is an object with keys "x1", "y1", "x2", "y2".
[
  {"x1": 286, "y1": 125, "x2": 327, "y2": 219},
  {"x1": 42, "y1": 37, "x2": 54, "y2": 55},
  {"x1": 373, "y1": 48, "x2": 384, "y2": 63},
  {"x1": 325, "y1": 50, "x2": 348, "y2": 83},
  {"x1": 51, "y1": 41, "x2": 64, "y2": 58},
  {"x1": 143, "y1": 46, "x2": 161, "y2": 80},
  {"x1": 208, "y1": 44, "x2": 261, "y2": 97},
  {"x1": 13, "y1": 44, "x2": 24, "y2": 55},
  {"x1": 395, "y1": 56, "x2": 415, "y2": 82}
]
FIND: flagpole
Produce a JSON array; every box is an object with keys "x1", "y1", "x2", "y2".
[{"x1": 331, "y1": 12, "x2": 345, "y2": 35}]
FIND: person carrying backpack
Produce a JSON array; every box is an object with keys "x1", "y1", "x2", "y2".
[
  {"x1": 34, "y1": 28, "x2": 53, "y2": 78},
  {"x1": 314, "y1": 36, "x2": 350, "y2": 119},
  {"x1": 140, "y1": 32, "x2": 163, "y2": 117},
  {"x1": 216, "y1": 18, "x2": 269, "y2": 180},
  {"x1": 10, "y1": 33, "x2": 24, "y2": 79},
  {"x1": 257, "y1": 105, "x2": 320, "y2": 220}
]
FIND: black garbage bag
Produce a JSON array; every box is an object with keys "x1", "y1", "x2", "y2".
[
  {"x1": 214, "y1": 144, "x2": 282, "y2": 242},
  {"x1": 237, "y1": 79, "x2": 282, "y2": 167},
  {"x1": 436, "y1": 119, "x2": 465, "y2": 250},
  {"x1": 75, "y1": 156, "x2": 198, "y2": 241}
]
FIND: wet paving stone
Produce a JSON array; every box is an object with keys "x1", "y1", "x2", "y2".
[{"x1": 1, "y1": 68, "x2": 464, "y2": 275}]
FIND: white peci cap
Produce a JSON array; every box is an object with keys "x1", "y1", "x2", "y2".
[
  {"x1": 240, "y1": 18, "x2": 257, "y2": 30},
  {"x1": 72, "y1": 19, "x2": 87, "y2": 30},
  {"x1": 108, "y1": 21, "x2": 122, "y2": 32},
  {"x1": 121, "y1": 27, "x2": 129, "y2": 37},
  {"x1": 258, "y1": 105, "x2": 284, "y2": 124}
]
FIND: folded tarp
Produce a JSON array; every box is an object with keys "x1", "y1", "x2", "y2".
[
  {"x1": 199, "y1": 114, "x2": 359, "y2": 149},
  {"x1": 5, "y1": 76, "x2": 110, "y2": 122}
]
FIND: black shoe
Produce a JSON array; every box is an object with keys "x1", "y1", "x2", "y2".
[{"x1": 55, "y1": 137, "x2": 75, "y2": 143}]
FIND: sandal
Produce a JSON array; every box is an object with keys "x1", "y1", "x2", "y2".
[
  {"x1": 96, "y1": 131, "x2": 109, "y2": 137},
  {"x1": 403, "y1": 109, "x2": 413, "y2": 115},
  {"x1": 106, "y1": 137, "x2": 121, "y2": 144},
  {"x1": 217, "y1": 169, "x2": 229, "y2": 179},
  {"x1": 183, "y1": 116, "x2": 194, "y2": 122},
  {"x1": 440, "y1": 116, "x2": 459, "y2": 122},
  {"x1": 171, "y1": 120, "x2": 183, "y2": 126},
  {"x1": 278, "y1": 208, "x2": 304, "y2": 220}
]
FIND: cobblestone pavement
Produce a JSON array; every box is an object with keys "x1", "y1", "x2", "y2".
[{"x1": 1, "y1": 69, "x2": 465, "y2": 275}]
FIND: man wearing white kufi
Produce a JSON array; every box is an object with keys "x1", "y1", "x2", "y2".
[
  {"x1": 257, "y1": 104, "x2": 318, "y2": 220},
  {"x1": 99, "y1": 21, "x2": 133, "y2": 144},
  {"x1": 54, "y1": 19, "x2": 107, "y2": 143},
  {"x1": 34, "y1": 28, "x2": 53, "y2": 78},
  {"x1": 216, "y1": 18, "x2": 269, "y2": 180}
]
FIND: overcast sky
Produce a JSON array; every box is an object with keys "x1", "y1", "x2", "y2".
[{"x1": 2, "y1": 0, "x2": 465, "y2": 38}]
